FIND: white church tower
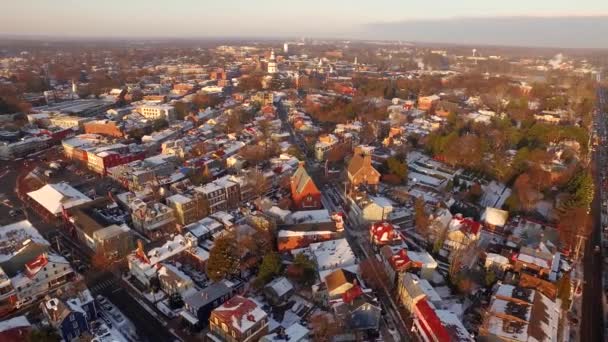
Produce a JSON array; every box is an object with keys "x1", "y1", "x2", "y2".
[{"x1": 267, "y1": 49, "x2": 278, "y2": 74}]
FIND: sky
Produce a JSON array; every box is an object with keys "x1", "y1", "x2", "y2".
[{"x1": 2, "y1": 0, "x2": 608, "y2": 48}]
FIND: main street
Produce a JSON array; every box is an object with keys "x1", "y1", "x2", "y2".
[{"x1": 580, "y1": 86, "x2": 606, "y2": 342}]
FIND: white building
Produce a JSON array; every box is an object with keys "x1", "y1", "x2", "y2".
[
  {"x1": 127, "y1": 235, "x2": 190, "y2": 287},
  {"x1": 27, "y1": 182, "x2": 92, "y2": 216},
  {"x1": 268, "y1": 50, "x2": 278, "y2": 74},
  {"x1": 137, "y1": 104, "x2": 176, "y2": 121},
  {"x1": 0, "y1": 221, "x2": 76, "y2": 310}
]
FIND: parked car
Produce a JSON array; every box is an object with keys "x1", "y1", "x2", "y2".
[{"x1": 96, "y1": 295, "x2": 108, "y2": 304}]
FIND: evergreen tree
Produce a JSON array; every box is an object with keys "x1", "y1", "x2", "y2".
[
  {"x1": 254, "y1": 252, "x2": 282, "y2": 287},
  {"x1": 206, "y1": 233, "x2": 239, "y2": 281}
]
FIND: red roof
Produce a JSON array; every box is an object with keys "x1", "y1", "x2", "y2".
[
  {"x1": 459, "y1": 218, "x2": 481, "y2": 235},
  {"x1": 25, "y1": 254, "x2": 48, "y2": 278},
  {"x1": 415, "y1": 299, "x2": 451, "y2": 342},
  {"x1": 213, "y1": 295, "x2": 258, "y2": 323},
  {"x1": 341, "y1": 284, "x2": 364, "y2": 303},
  {"x1": 452, "y1": 216, "x2": 481, "y2": 235},
  {"x1": 370, "y1": 221, "x2": 401, "y2": 245},
  {"x1": 388, "y1": 249, "x2": 411, "y2": 271}
]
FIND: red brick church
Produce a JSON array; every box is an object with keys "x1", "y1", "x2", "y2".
[{"x1": 290, "y1": 162, "x2": 322, "y2": 210}]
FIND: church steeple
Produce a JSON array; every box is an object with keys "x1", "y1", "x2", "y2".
[{"x1": 267, "y1": 49, "x2": 277, "y2": 73}]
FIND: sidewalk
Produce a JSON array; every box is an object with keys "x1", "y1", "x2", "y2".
[{"x1": 568, "y1": 262, "x2": 584, "y2": 342}]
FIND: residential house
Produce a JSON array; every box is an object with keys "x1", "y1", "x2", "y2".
[
  {"x1": 412, "y1": 298, "x2": 472, "y2": 342},
  {"x1": 263, "y1": 277, "x2": 294, "y2": 305},
  {"x1": 195, "y1": 176, "x2": 240, "y2": 215},
  {"x1": 479, "y1": 284, "x2": 559, "y2": 342},
  {"x1": 130, "y1": 201, "x2": 177, "y2": 240},
  {"x1": 332, "y1": 287, "x2": 382, "y2": 341},
  {"x1": 379, "y1": 245, "x2": 438, "y2": 280},
  {"x1": 283, "y1": 210, "x2": 338, "y2": 232},
  {"x1": 442, "y1": 214, "x2": 481, "y2": 257},
  {"x1": 158, "y1": 263, "x2": 195, "y2": 295},
  {"x1": 277, "y1": 230, "x2": 341, "y2": 252},
  {"x1": 0, "y1": 221, "x2": 76, "y2": 315},
  {"x1": 361, "y1": 196, "x2": 394, "y2": 222},
  {"x1": 397, "y1": 273, "x2": 443, "y2": 313},
  {"x1": 207, "y1": 295, "x2": 269, "y2": 342},
  {"x1": 369, "y1": 221, "x2": 403, "y2": 250},
  {"x1": 41, "y1": 298, "x2": 89, "y2": 342},
  {"x1": 323, "y1": 268, "x2": 359, "y2": 302},
  {"x1": 167, "y1": 193, "x2": 207, "y2": 226},
  {"x1": 182, "y1": 282, "x2": 234, "y2": 329},
  {"x1": 259, "y1": 323, "x2": 310, "y2": 342}
]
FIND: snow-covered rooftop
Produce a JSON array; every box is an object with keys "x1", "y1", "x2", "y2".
[
  {"x1": 0, "y1": 220, "x2": 48, "y2": 263},
  {"x1": 27, "y1": 182, "x2": 92, "y2": 215},
  {"x1": 309, "y1": 238, "x2": 356, "y2": 272}
]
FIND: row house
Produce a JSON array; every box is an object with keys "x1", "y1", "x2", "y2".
[
  {"x1": 194, "y1": 175, "x2": 241, "y2": 215},
  {"x1": 0, "y1": 221, "x2": 77, "y2": 317},
  {"x1": 130, "y1": 200, "x2": 177, "y2": 240},
  {"x1": 166, "y1": 192, "x2": 208, "y2": 226}
]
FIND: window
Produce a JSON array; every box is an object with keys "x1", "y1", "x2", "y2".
[
  {"x1": 221, "y1": 323, "x2": 228, "y2": 332},
  {"x1": 70, "y1": 314, "x2": 75, "y2": 321},
  {"x1": 73, "y1": 321, "x2": 78, "y2": 329}
]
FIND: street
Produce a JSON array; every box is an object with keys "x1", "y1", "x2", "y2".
[
  {"x1": 277, "y1": 100, "x2": 410, "y2": 341},
  {"x1": 580, "y1": 86, "x2": 606, "y2": 342}
]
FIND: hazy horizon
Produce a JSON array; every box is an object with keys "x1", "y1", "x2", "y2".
[{"x1": 2, "y1": 1, "x2": 608, "y2": 48}]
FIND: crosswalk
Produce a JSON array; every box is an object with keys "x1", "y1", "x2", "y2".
[
  {"x1": 90, "y1": 279, "x2": 117, "y2": 294},
  {"x1": 437, "y1": 260, "x2": 450, "y2": 276}
]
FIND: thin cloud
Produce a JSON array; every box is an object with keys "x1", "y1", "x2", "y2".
[{"x1": 362, "y1": 16, "x2": 608, "y2": 49}]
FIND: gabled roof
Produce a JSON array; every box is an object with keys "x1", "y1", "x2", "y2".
[
  {"x1": 291, "y1": 163, "x2": 319, "y2": 195},
  {"x1": 349, "y1": 301, "x2": 381, "y2": 331},
  {"x1": 449, "y1": 214, "x2": 481, "y2": 236},
  {"x1": 370, "y1": 221, "x2": 402, "y2": 245},
  {"x1": 388, "y1": 248, "x2": 411, "y2": 271},
  {"x1": 265, "y1": 277, "x2": 293, "y2": 298},
  {"x1": 415, "y1": 299, "x2": 451, "y2": 342},
  {"x1": 347, "y1": 149, "x2": 380, "y2": 180},
  {"x1": 324, "y1": 268, "x2": 358, "y2": 293},
  {"x1": 212, "y1": 295, "x2": 267, "y2": 333}
]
